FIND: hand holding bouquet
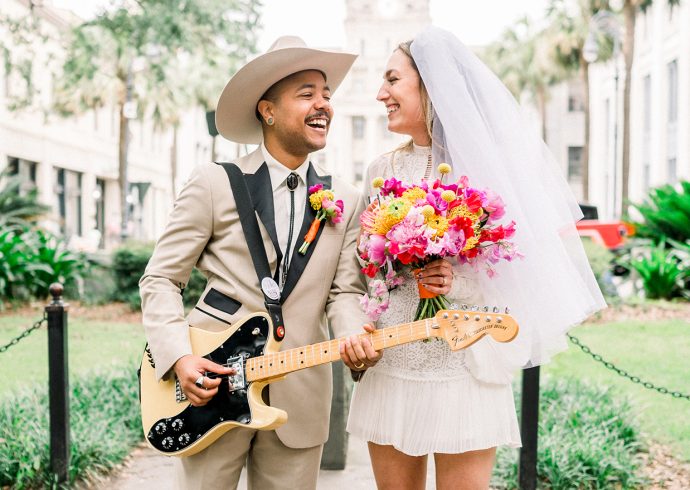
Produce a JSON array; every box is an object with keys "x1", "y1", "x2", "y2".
[{"x1": 358, "y1": 164, "x2": 520, "y2": 321}]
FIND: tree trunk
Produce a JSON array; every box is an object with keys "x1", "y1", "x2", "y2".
[
  {"x1": 581, "y1": 59, "x2": 591, "y2": 203},
  {"x1": 118, "y1": 100, "x2": 129, "y2": 242},
  {"x1": 621, "y1": 0, "x2": 636, "y2": 219},
  {"x1": 170, "y1": 125, "x2": 178, "y2": 201}
]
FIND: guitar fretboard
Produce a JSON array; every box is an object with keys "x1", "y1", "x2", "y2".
[{"x1": 244, "y1": 318, "x2": 437, "y2": 382}]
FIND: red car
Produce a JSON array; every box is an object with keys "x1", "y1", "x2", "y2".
[{"x1": 576, "y1": 205, "x2": 635, "y2": 250}]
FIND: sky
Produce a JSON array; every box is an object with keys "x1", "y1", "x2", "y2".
[{"x1": 53, "y1": 0, "x2": 551, "y2": 50}]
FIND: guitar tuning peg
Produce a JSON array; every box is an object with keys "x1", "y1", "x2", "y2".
[
  {"x1": 461, "y1": 304, "x2": 468, "y2": 310},
  {"x1": 493, "y1": 306, "x2": 499, "y2": 313},
  {"x1": 471, "y1": 305, "x2": 479, "y2": 311},
  {"x1": 482, "y1": 305, "x2": 489, "y2": 312},
  {"x1": 504, "y1": 307, "x2": 510, "y2": 314}
]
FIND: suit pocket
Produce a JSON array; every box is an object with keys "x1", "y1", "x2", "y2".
[{"x1": 203, "y1": 287, "x2": 242, "y2": 315}]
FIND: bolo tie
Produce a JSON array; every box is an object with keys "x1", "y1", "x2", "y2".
[{"x1": 281, "y1": 172, "x2": 299, "y2": 289}]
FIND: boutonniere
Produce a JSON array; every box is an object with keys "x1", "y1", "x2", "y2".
[{"x1": 298, "y1": 183, "x2": 344, "y2": 255}]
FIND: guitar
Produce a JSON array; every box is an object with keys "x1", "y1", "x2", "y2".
[{"x1": 139, "y1": 306, "x2": 518, "y2": 457}]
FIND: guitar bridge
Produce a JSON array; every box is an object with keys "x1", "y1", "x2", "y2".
[{"x1": 226, "y1": 355, "x2": 246, "y2": 392}]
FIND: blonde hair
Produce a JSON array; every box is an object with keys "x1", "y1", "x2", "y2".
[{"x1": 394, "y1": 40, "x2": 434, "y2": 152}]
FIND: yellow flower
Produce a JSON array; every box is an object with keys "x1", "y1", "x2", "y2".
[
  {"x1": 309, "y1": 191, "x2": 324, "y2": 210},
  {"x1": 372, "y1": 177, "x2": 385, "y2": 189},
  {"x1": 426, "y1": 214, "x2": 449, "y2": 238},
  {"x1": 373, "y1": 199, "x2": 410, "y2": 234},
  {"x1": 448, "y1": 204, "x2": 482, "y2": 221},
  {"x1": 463, "y1": 236, "x2": 479, "y2": 251},
  {"x1": 323, "y1": 190, "x2": 335, "y2": 201},
  {"x1": 441, "y1": 190, "x2": 456, "y2": 202},
  {"x1": 401, "y1": 187, "x2": 427, "y2": 203},
  {"x1": 421, "y1": 204, "x2": 435, "y2": 218},
  {"x1": 437, "y1": 163, "x2": 452, "y2": 175}
]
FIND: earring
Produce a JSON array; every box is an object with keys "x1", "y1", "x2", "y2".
[{"x1": 266, "y1": 117, "x2": 274, "y2": 126}]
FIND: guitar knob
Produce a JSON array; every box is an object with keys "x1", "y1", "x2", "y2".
[
  {"x1": 161, "y1": 437, "x2": 174, "y2": 449},
  {"x1": 178, "y1": 433, "x2": 191, "y2": 445},
  {"x1": 474, "y1": 315, "x2": 481, "y2": 321},
  {"x1": 497, "y1": 317, "x2": 503, "y2": 323},
  {"x1": 155, "y1": 422, "x2": 166, "y2": 434},
  {"x1": 485, "y1": 316, "x2": 491, "y2": 322},
  {"x1": 172, "y1": 419, "x2": 184, "y2": 431}
]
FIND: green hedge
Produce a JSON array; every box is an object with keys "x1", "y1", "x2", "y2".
[
  {"x1": 492, "y1": 378, "x2": 645, "y2": 489},
  {"x1": 0, "y1": 366, "x2": 142, "y2": 489},
  {"x1": 111, "y1": 242, "x2": 206, "y2": 310}
]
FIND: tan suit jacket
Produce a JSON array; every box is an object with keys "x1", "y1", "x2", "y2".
[{"x1": 140, "y1": 148, "x2": 369, "y2": 449}]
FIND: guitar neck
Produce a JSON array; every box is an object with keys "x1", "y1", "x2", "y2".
[{"x1": 245, "y1": 318, "x2": 436, "y2": 382}]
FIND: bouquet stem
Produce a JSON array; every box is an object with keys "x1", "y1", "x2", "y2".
[{"x1": 414, "y1": 268, "x2": 450, "y2": 320}]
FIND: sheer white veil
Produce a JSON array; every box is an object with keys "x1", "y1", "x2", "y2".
[{"x1": 411, "y1": 26, "x2": 606, "y2": 372}]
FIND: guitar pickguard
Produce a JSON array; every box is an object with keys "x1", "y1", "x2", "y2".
[{"x1": 146, "y1": 315, "x2": 269, "y2": 454}]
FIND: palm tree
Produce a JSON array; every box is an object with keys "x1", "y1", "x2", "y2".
[
  {"x1": 619, "y1": 0, "x2": 681, "y2": 217},
  {"x1": 484, "y1": 18, "x2": 568, "y2": 143},
  {"x1": 547, "y1": 0, "x2": 613, "y2": 203}
]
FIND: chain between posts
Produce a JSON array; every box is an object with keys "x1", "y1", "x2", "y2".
[
  {"x1": 568, "y1": 334, "x2": 690, "y2": 401},
  {"x1": 0, "y1": 314, "x2": 47, "y2": 353}
]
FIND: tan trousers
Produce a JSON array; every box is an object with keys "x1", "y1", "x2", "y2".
[{"x1": 175, "y1": 428, "x2": 323, "y2": 490}]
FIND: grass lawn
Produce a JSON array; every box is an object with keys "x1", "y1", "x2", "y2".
[
  {"x1": 0, "y1": 309, "x2": 144, "y2": 394},
  {"x1": 544, "y1": 318, "x2": 690, "y2": 461}
]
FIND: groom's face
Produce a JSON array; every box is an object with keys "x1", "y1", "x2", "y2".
[{"x1": 262, "y1": 70, "x2": 333, "y2": 156}]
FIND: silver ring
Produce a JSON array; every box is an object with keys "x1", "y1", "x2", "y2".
[{"x1": 194, "y1": 375, "x2": 205, "y2": 389}]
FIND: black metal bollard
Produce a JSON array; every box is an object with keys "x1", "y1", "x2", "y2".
[
  {"x1": 518, "y1": 366, "x2": 540, "y2": 490},
  {"x1": 45, "y1": 283, "x2": 70, "y2": 483}
]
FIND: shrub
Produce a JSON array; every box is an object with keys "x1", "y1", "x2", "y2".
[
  {"x1": 632, "y1": 180, "x2": 690, "y2": 244},
  {"x1": 621, "y1": 239, "x2": 687, "y2": 300},
  {"x1": 0, "y1": 366, "x2": 142, "y2": 488},
  {"x1": 110, "y1": 242, "x2": 155, "y2": 304},
  {"x1": 491, "y1": 378, "x2": 645, "y2": 489},
  {"x1": 0, "y1": 172, "x2": 50, "y2": 228},
  {"x1": 111, "y1": 241, "x2": 207, "y2": 310},
  {"x1": 26, "y1": 229, "x2": 89, "y2": 299}
]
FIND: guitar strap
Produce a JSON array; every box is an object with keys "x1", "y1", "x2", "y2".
[{"x1": 216, "y1": 162, "x2": 286, "y2": 343}]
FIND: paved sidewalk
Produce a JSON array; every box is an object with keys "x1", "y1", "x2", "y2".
[{"x1": 97, "y1": 438, "x2": 437, "y2": 489}]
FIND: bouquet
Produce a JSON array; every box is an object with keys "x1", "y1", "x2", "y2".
[{"x1": 358, "y1": 163, "x2": 520, "y2": 321}]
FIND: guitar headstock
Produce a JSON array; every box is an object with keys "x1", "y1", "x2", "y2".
[{"x1": 432, "y1": 306, "x2": 519, "y2": 351}]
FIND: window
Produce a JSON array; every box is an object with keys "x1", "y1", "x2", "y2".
[
  {"x1": 7, "y1": 157, "x2": 38, "y2": 195},
  {"x1": 354, "y1": 161, "x2": 364, "y2": 183},
  {"x1": 667, "y1": 60, "x2": 678, "y2": 183},
  {"x1": 95, "y1": 178, "x2": 106, "y2": 248},
  {"x1": 567, "y1": 147, "x2": 583, "y2": 180},
  {"x1": 54, "y1": 168, "x2": 83, "y2": 237},
  {"x1": 567, "y1": 81, "x2": 585, "y2": 112},
  {"x1": 352, "y1": 116, "x2": 366, "y2": 139}
]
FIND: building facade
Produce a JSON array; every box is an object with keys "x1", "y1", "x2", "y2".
[
  {"x1": 0, "y1": 0, "x2": 216, "y2": 250},
  {"x1": 588, "y1": 2, "x2": 689, "y2": 219},
  {"x1": 318, "y1": 0, "x2": 431, "y2": 187}
]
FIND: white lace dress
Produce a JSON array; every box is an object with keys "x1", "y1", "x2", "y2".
[{"x1": 346, "y1": 144, "x2": 522, "y2": 456}]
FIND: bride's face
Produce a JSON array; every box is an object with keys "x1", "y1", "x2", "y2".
[{"x1": 377, "y1": 50, "x2": 426, "y2": 138}]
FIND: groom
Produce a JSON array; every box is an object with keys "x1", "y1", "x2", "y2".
[{"x1": 139, "y1": 36, "x2": 380, "y2": 489}]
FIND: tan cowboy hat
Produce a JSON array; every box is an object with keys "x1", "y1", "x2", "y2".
[{"x1": 215, "y1": 36, "x2": 357, "y2": 144}]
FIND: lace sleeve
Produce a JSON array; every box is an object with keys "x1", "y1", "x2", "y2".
[{"x1": 447, "y1": 263, "x2": 483, "y2": 306}]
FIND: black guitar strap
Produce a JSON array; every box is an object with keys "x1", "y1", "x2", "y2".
[{"x1": 216, "y1": 162, "x2": 285, "y2": 343}]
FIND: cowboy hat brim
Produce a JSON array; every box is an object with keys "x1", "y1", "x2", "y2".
[{"x1": 216, "y1": 46, "x2": 357, "y2": 144}]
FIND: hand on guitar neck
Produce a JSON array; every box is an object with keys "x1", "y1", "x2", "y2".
[
  {"x1": 174, "y1": 355, "x2": 236, "y2": 407},
  {"x1": 340, "y1": 323, "x2": 382, "y2": 371}
]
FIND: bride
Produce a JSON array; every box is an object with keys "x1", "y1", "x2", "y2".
[{"x1": 344, "y1": 26, "x2": 606, "y2": 490}]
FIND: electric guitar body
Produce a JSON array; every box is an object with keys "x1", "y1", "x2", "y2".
[{"x1": 140, "y1": 307, "x2": 518, "y2": 457}]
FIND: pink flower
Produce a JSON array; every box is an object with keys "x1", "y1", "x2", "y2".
[
  {"x1": 309, "y1": 183, "x2": 323, "y2": 194},
  {"x1": 482, "y1": 190, "x2": 506, "y2": 221}
]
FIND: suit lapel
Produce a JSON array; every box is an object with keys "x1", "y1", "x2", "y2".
[
  {"x1": 281, "y1": 163, "x2": 332, "y2": 302},
  {"x1": 244, "y1": 162, "x2": 283, "y2": 277}
]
